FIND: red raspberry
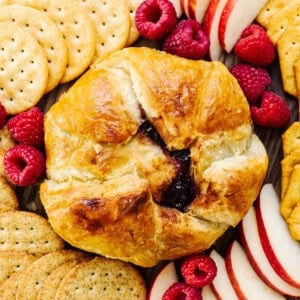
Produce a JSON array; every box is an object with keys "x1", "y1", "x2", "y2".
[
  {"x1": 162, "y1": 19, "x2": 209, "y2": 60},
  {"x1": 234, "y1": 24, "x2": 276, "y2": 67},
  {"x1": 180, "y1": 254, "x2": 217, "y2": 288},
  {"x1": 0, "y1": 103, "x2": 7, "y2": 129},
  {"x1": 162, "y1": 282, "x2": 202, "y2": 300},
  {"x1": 230, "y1": 63, "x2": 271, "y2": 103},
  {"x1": 7, "y1": 107, "x2": 44, "y2": 148},
  {"x1": 4, "y1": 144, "x2": 45, "y2": 186},
  {"x1": 135, "y1": 0, "x2": 177, "y2": 40},
  {"x1": 251, "y1": 91, "x2": 291, "y2": 128}
]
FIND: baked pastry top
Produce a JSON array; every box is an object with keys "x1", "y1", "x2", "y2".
[{"x1": 40, "y1": 47, "x2": 268, "y2": 267}]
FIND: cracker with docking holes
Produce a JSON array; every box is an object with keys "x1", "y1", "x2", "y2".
[
  {"x1": 256, "y1": 0, "x2": 288, "y2": 28},
  {"x1": 0, "y1": 250, "x2": 39, "y2": 285},
  {"x1": 294, "y1": 58, "x2": 300, "y2": 116},
  {"x1": 0, "y1": 0, "x2": 97, "y2": 83},
  {"x1": 126, "y1": 0, "x2": 144, "y2": 46},
  {"x1": 266, "y1": 0, "x2": 300, "y2": 44},
  {"x1": 76, "y1": 0, "x2": 130, "y2": 62},
  {"x1": 55, "y1": 256, "x2": 147, "y2": 299},
  {"x1": 277, "y1": 26, "x2": 300, "y2": 97},
  {"x1": 0, "y1": 268, "x2": 26, "y2": 299},
  {"x1": 16, "y1": 250, "x2": 91, "y2": 300},
  {"x1": 0, "y1": 176, "x2": 18, "y2": 212},
  {"x1": 282, "y1": 121, "x2": 300, "y2": 157},
  {"x1": 37, "y1": 258, "x2": 91, "y2": 300},
  {"x1": 0, "y1": 21, "x2": 48, "y2": 115},
  {"x1": 0, "y1": 4, "x2": 68, "y2": 93},
  {"x1": 0, "y1": 126, "x2": 15, "y2": 181},
  {"x1": 0, "y1": 210, "x2": 65, "y2": 254}
]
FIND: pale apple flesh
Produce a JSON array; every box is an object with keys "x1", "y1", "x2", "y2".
[
  {"x1": 209, "y1": 250, "x2": 238, "y2": 300},
  {"x1": 203, "y1": 0, "x2": 228, "y2": 61},
  {"x1": 240, "y1": 206, "x2": 300, "y2": 296},
  {"x1": 187, "y1": 0, "x2": 210, "y2": 23},
  {"x1": 256, "y1": 183, "x2": 300, "y2": 288},
  {"x1": 201, "y1": 284, "x2": 218, "y2": 300},
  {"x1": 169, "y1": 0, "x2": 183, "y2": 18},
  {"x1": 225, "y1": 241, "x2": 285, "y2": 299},
  {"x1": 147, "y1": 261, "x2": 178, "y2": 300},
  {"x1": 218, "y1": 0, "x2": 267, "y2": 53}
]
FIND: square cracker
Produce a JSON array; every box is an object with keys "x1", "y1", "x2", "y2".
[
  {"x1": 277, "y1": 26, "x2": 300, "y2": 97},
  {"x1": 256, "y1": 0, "x2": 288, "y2": 28},
  {"x1": 266, "y1": 0, "x2": 300, "y2": 44},
  {"x1": 294, "y1": 58, "x2": 300, "y2": 116},
  {"x1": 282, "y1": 121, "x2": 300, "y2": 157}
]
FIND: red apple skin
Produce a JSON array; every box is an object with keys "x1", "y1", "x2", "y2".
[
  {"x1": 239, "y1": 222, "x2": 281, "y2": 292},
  {"x1": 255, "y1": 199, "x2": 300, "y2": 289},
  {"x1": 218, "y1": 0, "x2": 237, "y2": 50},
  {"x1": 203, "y1": 0, "x2": 227, "y2": 61},
  {"x1": 225, "y1": 242, "x2": 247, "y2": 300},
  {"x1": 188, "y1": 0, "x2": 196, "y2": 19}
]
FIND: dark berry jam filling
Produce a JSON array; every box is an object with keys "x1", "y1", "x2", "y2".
[{"x1": 138, "y1": 120, "x2": 196, "y2": 211}]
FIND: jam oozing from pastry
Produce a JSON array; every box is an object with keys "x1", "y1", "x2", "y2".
[{"x1": 138, "y1": 120, "x2": 196, "y2": 211}]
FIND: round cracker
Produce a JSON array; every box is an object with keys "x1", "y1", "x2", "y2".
[
  {"x1": 37, "y1": 258, "x2": 91, "y2": 300},
  {"x1": 56, "y1": 256, "x2": 146, "y2": 299},
  {"x1": 76, "y1": 0, "x2": 131, "y2": 61},
  {"x1": 0, "y1": 21, "x2": 48, "y2": 114},
  {"x1": 16, "y1": 250, "x2": 91, "y2": 300},
  {"x1": 0, "y1": 125, "x2": 15, "y2": 179},
  {"x1": 0, "y1": 250, "x2": 39, "y2": 285},
  {"x1": 4, "y1": 0, "x2": 97, "y2": 83},
  {"x1": 0, "y1": 176, "x2": 18, "y2": 212},
  {"x1": 126, "y1": 0, "x2": 144, "y2": 46},
  {"x1": 0, "y1": 268, "x2": 26, "y2": 299},
  {"x1": 0, "y1": 4, "x2": 68, "y2": 93},
  {"x1": 0, "y1": 210, "x2": 65, "y2": 254}
]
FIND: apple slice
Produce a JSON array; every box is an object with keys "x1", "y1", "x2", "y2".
[
  {"x1": 201, "y1": 284, "x2": 218, "y2": 300},
  {"x1": 147, "y1": 261, "x2": 178, "y2": 300},
  {"x1": 256, "y1": 183, "x2": 300, "y2": 288},
  {"x1": 187, "y1": 0, "x2": 210, "y2": 23},
  {"x1": 203, "y1": 0, "x2": 228, "y2": 61},
  {"x1": 180, "y1": 0, "x2": 189, "y2": 17},
  {"x1": 209, "y1": 250, "x2": 238, "y2": 300},
  {"x1": 225, "y1": 240, "x2": 285, "y2": 299},
  {"x1": 240, "y1": 206, "x2": 300, "y2": 297},
  {"x1": 218, "y1": 0, "x2": 267, "y2": 53},
  {"x1": 169, "y1": 0, "x2": 183, "y2": 18}
]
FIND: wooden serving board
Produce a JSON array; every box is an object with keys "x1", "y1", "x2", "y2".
[{"x1": 14, "y1": 39, "x2": 299, "y2": 297}]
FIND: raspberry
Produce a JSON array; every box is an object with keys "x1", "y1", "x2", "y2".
[
  {"x1": 162, "y1": 282, "x2": 202, "y2": 300},
  {"x1": 234, "y1": 24, "x2": 276, "y2": 67},
  {"x1": 251, "y1": 91, "x2": 291, "y2": 128},
  {"x1": 135, "y1": 0, "x2": 177, "y2": 40},
  {"x1": 180, "y1": 254, "x2": 217, "y2": 288},
  {"x1": 230, "y1": 63, "x2": 271, "y2": 103},
  {"x1": 4, "y1": 144, "x2": 45, "y2": 186},
  {"x1": 0, "y1": 103, "x2": 7, "y2": 129},
  {"x1": 162, "y1": 19, "x2": 209, "y2": 60},
  {"x1": 7, "y1": 107, "x2": 44, "y2": 148}
]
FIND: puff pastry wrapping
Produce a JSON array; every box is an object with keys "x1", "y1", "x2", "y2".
[{"x1": 40, "y1": 47, "x2": 268, "y2": 267}]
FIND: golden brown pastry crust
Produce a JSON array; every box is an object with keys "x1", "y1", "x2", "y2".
[{"x1": 40, "y1": 47, "x2": 268, "y2": 267}]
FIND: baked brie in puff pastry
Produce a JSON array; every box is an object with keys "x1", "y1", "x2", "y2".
[{"x1": 40, "y1": 47, "x2": 268, "y2": 267}]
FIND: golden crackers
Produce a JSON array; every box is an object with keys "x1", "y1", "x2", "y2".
[
  {"x1": 76, "y1": 0, "x2": 130, "y2": 61},
  {"x1": 277, "y1": 27, "x2": 300, "y2": 97},
  {"x1": 281, "y1": 122, "x2": 300, "y2": 240},
  {"x1": 256, "y1": 0, "x2": 289, "y2": 28},
  {"x1": 0, "y1": 21, "x2": 48, "y2": 114},
  {"x1": 0, "y1": 4, "x2": 68, "y2": 93},
  {"x1": 0, "y1": 210, "x2": 65, "y2": 253},
  {"x1": 55, "y1": 256, "x2": 147, "y2": 299}
]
